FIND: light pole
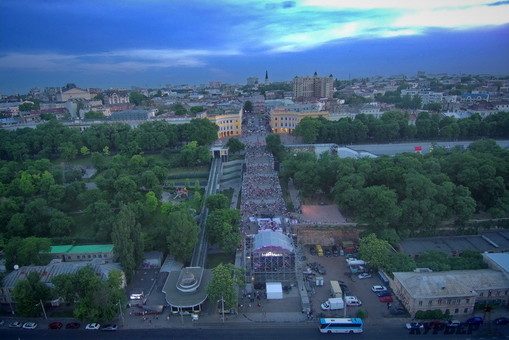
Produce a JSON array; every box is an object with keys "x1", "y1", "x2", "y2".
[
  {"x1": 218, "y1": 296, "x2": 225, "y2": 322},
  {"x1": 38, "y1": 299, "x2": 47, "y2": 320}
]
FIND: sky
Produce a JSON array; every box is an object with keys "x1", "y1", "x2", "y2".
[{"x1": 1, "y1": 0, "x2": 509, "y2": 94}]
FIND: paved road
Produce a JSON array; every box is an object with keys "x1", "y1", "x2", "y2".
[
  {"x1": 1, "y1": 323, "x2": 506, "y2": 340},
  {"x1": 347, "y1": 140, "x2": 509, "y2": 156}
]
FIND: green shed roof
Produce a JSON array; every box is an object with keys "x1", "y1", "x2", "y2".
[
  {"x1": 67, "y1": 244, "x2": 114, "y2": 253},
  {"x1": 49, "y1": 245, "x2": 74, "y2": 254}
]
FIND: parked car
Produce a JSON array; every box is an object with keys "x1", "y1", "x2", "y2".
[
  {"x1": 494, "y1": 317, "x2": 509, "y2": 325},
  {"x1": 22, "y1": 322, "x2": 38, "y2": 329},
  {"x1": 345, "y1": 296, "x2": 362, "y2": 306},
  {"x1": 101, "y1": 324, "x2": 117, "y2": 331},
  {"x1": 332, "y1": 246, "x2": 339, "y2": 257},
  {"x1": 389, "y1": 307, "x2": 406, "y2": 316},
  {"x1": 85, "y1": 323, "x2": 101, "y2": 330},
  {"x1": 9, "y1": 321, "x2": 22, "y2": 328},
  {"x1": 310, "y1": 246, "x2": 317, "y2": 255},
  {"x1": 379, "y1": 295, "x2": 393, "y2": 303},
  {"x1": 376, "y1": 291, "x2": 392, "y2": 297},
  {"x1": 48, "y1": 321, "x2": 63, "y2": 329},
  {"x1": 406, "y1": 322, "x2": 424, "y2": 330},
  {"x1": 446, "y1": 320, "x2": 462, "y2": 327},
  {"x1": 324, "y1": 248, "x2": 332, "y2": 257},
  {"x1": 427, "y1": 320, "x2": 445, "y2": 329},
  {"x1": 358, "y1": 273, "x2": 371, "y2": 279},
  {"x1": 340, "y1": 283, "x2": 351, "y2": 296},
  {"x1": 372, "y1": 285, "x2": 387, "y2": 292},
  {"x1": 467, "y1": 317, "x2": 483, "y2": 325},
  {"x1": 65, "y1": 322, "x2": 81, "y2": 329}
]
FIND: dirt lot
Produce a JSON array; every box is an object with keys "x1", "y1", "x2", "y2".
[{"x1": 301, "y1": 246, "x2": 404, "y2": 320}]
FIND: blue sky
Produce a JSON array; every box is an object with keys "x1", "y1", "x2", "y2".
[{"x1": 1, "y1": 0, "x2": 509, "y2": 94}]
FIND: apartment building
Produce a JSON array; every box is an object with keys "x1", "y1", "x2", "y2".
[
  {"x1": 206, "y1": 108, "x2": 243, "y2": 138},
  {"x1": 270, "y1": 104, "x2": 329, "y2": 134},
  {"x1": 293, "y1": 72, "x2": 334, "y2": 100}
]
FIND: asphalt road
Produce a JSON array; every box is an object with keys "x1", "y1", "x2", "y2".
[
  {"x1": 347, "y1": 140, "x2": 509, "y2": 156},
  {"x1": 1, "y1": 323, "x2": 508, "y2": 340}
]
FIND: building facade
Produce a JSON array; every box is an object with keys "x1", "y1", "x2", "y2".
[
  {"x1": 56, "y1": 88, "x2": 91, "y2": 101},
  {"x1": 104, "y1": 90, "x2": 130, "y2": 105},
  {"x1": 48, "y1": 244, "x2": 116, "y2": 263},
  {"x1": 270, "y1": 105, "x2": 329, "y2": 134},
  {"x1": 206, "y1": 108, "x2": 243, "y2": 138},
  {"x1": 293, "y1": 73, "x2": 334, "y2": 100},
  {"x1": 392, "y1": 269, "x2": 509, "y2": 317}
]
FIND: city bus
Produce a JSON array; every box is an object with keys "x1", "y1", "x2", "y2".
[{"x1": 319, "y1": 318, "x2": 364, "y2": 334}]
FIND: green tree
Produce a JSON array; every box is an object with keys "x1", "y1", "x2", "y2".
[
  {"x1": 415, "y1": 251, "x2": 451, "y2": 271},
  {"x1": 145, "y1": 191, "x2": 158, "y2": 213},
  {"x1": 84, "y1": 110, "x2": 104, "y2": 119},
  {"x1": 359, "y1": 233, "x2": 390, "y2": 269},
  {"x1": 129, "y1": 91, "x2": 147, "y2": 106},
  {"x1": 243, "y1": 100, "x2": 253, "y2": 112},
  {"x1": 172, "y1": 103, "x2": 188, "y2": 115},
  {"x1": 205, "y1": 194, "x2": 230, "y2": 211},
  {"x1": 4, "y1": 237, "x2": 51, "y2": 271},
  {"x1": 356, "y1": 186, "x2": 401, "y2": 227},
  {"x1": 206, "y1": 263, "x2": 244, "y2": 311},
  {"x1": 225, "y1": 137, "x2": 245, "y2": 154},
  {"x1": 190, "y1": 106, "x2": 204, "y2": 114},
  {"x1": 111, "y1": 205, "x2": 144, "y2": 282},
  {"x1": 293, "y1": 117, "x2": 323, "y2": 143},
  {"x1": 265, "y1": 134, "x2": 285, "y2": 161},
  {"x1": 166, "y1": 210, "x2": 200, "y2": 263},
  {"x1": 385, "y1": 253, "x2": 417, "y2": 273},
  {"x1": 206, "y1": 209, "x2": 241, "y2": 253},
  {"x1": 12, "y1": 272, "x2": 51, "y2": 317}
]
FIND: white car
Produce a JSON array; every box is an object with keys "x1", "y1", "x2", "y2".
[
  {"x1": 9, "y1": 321, "x2": 22, "y2": 328},
  {"x1": 22, "y1": 322, "x2": 38, "y2": 329},
  {"x1": 406, "y1": 322, "x2": 424, "y2": 329},
  {"x1": 358, "y1": 273, "x2": 371, "y2": 279},
  {"x1": 85, "y1": 323, "x2": 101, "y2": 330},
  {"x1": 345, "y1": 296, "x2": 362, "y2": 306},
  {"x1": 371, "y1": 285, "x2": 387, "y2": 292}
]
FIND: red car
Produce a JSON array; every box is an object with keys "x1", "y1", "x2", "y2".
[
  {"x1": 48, "y1": 322, "x2": 63, "y2": 330},
  {"x1": 379, "y1": 295, "x2": 394, "y2": 303}
]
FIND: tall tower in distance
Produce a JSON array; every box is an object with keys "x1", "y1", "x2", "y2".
[{"x1": 265, "y1": 70, "x2": 270, "y2": 85}]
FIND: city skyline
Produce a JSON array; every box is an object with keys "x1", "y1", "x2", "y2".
[{"x1": 1, "y1": 0, "x2": 509, "y2": 94}]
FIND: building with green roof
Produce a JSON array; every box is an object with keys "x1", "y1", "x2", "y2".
[{"x1": 49, "y1": 244, "x2": 115, "y2": 263}]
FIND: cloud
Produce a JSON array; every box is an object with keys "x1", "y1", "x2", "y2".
[{"x1": 0, "y1": 48, "x2": 242, "y2": 72}]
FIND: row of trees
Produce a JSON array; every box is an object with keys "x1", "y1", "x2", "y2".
[
  {"x1": 0, "y1": 118, "x2": 218, "y2": 161},
  {"x1": 359, "y1": 233, "x2": 488, "y2": 274},
  {"x1": 12, "y1": 266, "x2": 125, "y2": 321},
  {"x1": 293, "y1": 111, "x2": 509, "y2": 144},
  {"x1": 281, "y1": 140, "x2": 509, "y2": 235}
]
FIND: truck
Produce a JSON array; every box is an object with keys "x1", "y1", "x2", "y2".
[
  {"x1": 330, "y1": 280, "x2": 343, "y2": 298},
  {"x1": 321, "y1": 297, "x2": 344, "y2": 311}
]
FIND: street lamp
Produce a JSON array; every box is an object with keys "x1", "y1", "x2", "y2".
[
  {"x1": 218, "y1": 296, "x2": 225, "y2": 323},
  {"x1": 37, "y1": 299, "x2": 47, "y2": 320}
]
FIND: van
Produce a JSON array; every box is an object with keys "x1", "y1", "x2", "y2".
[{"x1": 315, "y1": 245, "x2": 324, "y2": 256}]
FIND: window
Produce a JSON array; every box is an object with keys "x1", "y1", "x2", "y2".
[
  {"x1": 479, "y1": 292, "x2": 484, "y2": 297},
  {"x1": 466, "y1": 299, "x2": 470, "y2": 304},
  {"x1": 418, "y1": 301, "x2": 423, "y2": 306},
  {"x1": 464, "y1": 308, "x2": 469, "y2": 313},
  {"x1": 438, "y1": 299, "x2": 442, "y2": 305},
  {"x1": 454, "y1": 308, "x2": 459, "y2": 314},
  {"x1": 428, "y1": 300, "x2": 433, "y2": 306}
]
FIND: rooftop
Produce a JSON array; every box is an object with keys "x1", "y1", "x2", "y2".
[{"x1": 394, "y1": 269, "x2": 509, "y2": 299}]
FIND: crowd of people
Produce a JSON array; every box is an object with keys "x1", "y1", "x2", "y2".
[{"x1": 239, "y1": 118, "x2": 289, "y2": 230}]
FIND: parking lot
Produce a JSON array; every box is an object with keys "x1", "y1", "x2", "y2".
[{"x1": 301, "y1": 245, "x2": 403, "y2": 320}]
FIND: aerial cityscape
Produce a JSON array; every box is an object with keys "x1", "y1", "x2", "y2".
[{"x1": 1, "y1": 1, "x2": 509, "y2": 339}]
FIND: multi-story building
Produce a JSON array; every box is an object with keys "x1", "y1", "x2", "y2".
[
  {"x1": 400, "y1": 89, "x2": 443, "y2": 107},
  {"x1": 392, "y1": 269, "x2": 509, "y2": 317},
  {"x1": 56, "y1": 87, "x2": 91, "y2": 102},
  {"x1": 104, "y1": 89, "x2": 130, "y2": 105},
  {"x1": 206, "y1": 108, "x2": 243, "y2": 138},
  {"x1": 293, "y1": 72, "x2": 334, "y2": 100},
  {"x1": 270, "y1": 104, "x2": 328, "y2": 134}
]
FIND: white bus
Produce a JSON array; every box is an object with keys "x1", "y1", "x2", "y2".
[{"x1": 319, "y1": 318, "x2": 364, "y2": 334}]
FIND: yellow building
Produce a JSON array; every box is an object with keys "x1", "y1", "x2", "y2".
[
  {"x1": 270, "y1": 107, "x2": 329, "y2": 134},
  {"x1": 207, "y1": 108, "x2": 243, "y2": 138}
]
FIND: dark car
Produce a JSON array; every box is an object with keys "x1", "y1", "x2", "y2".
[
  {"x1": 65, "y1": 322, "x2": 81, "y2": 329},
  {"x1": 427, "y1": 320, "x2": 445, "y2": 329},
  {"x1": 467, "y1": 317, "x2": 483, "y2": 325},
  {"x1": 332, "y1": 246, "x2": 339, "y2": 257},
  {"x1": 310, "y1": 247, "x2": 317, "y2": 255},
  {"x1": 324, "y1": 248, "x2": 332, "y2": 257},
  {"x1": 494, "y1": 317, "x2": 509, "y2": 325},
  {"x1": 389, "y1": 307, "x2": 406, "y2": 316},
  {"x1": 376, "y1": 291, "x2": 392, "y2": 297},
  {"x1": 48, "y1": 322, "x2": 63, "y2": 330},
  {"x1": 101, "y1": 324, "x2": 117, "y2": 331},
  {"x1": 340, "y1": 283, "x2": 351, "y2": 296}
]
